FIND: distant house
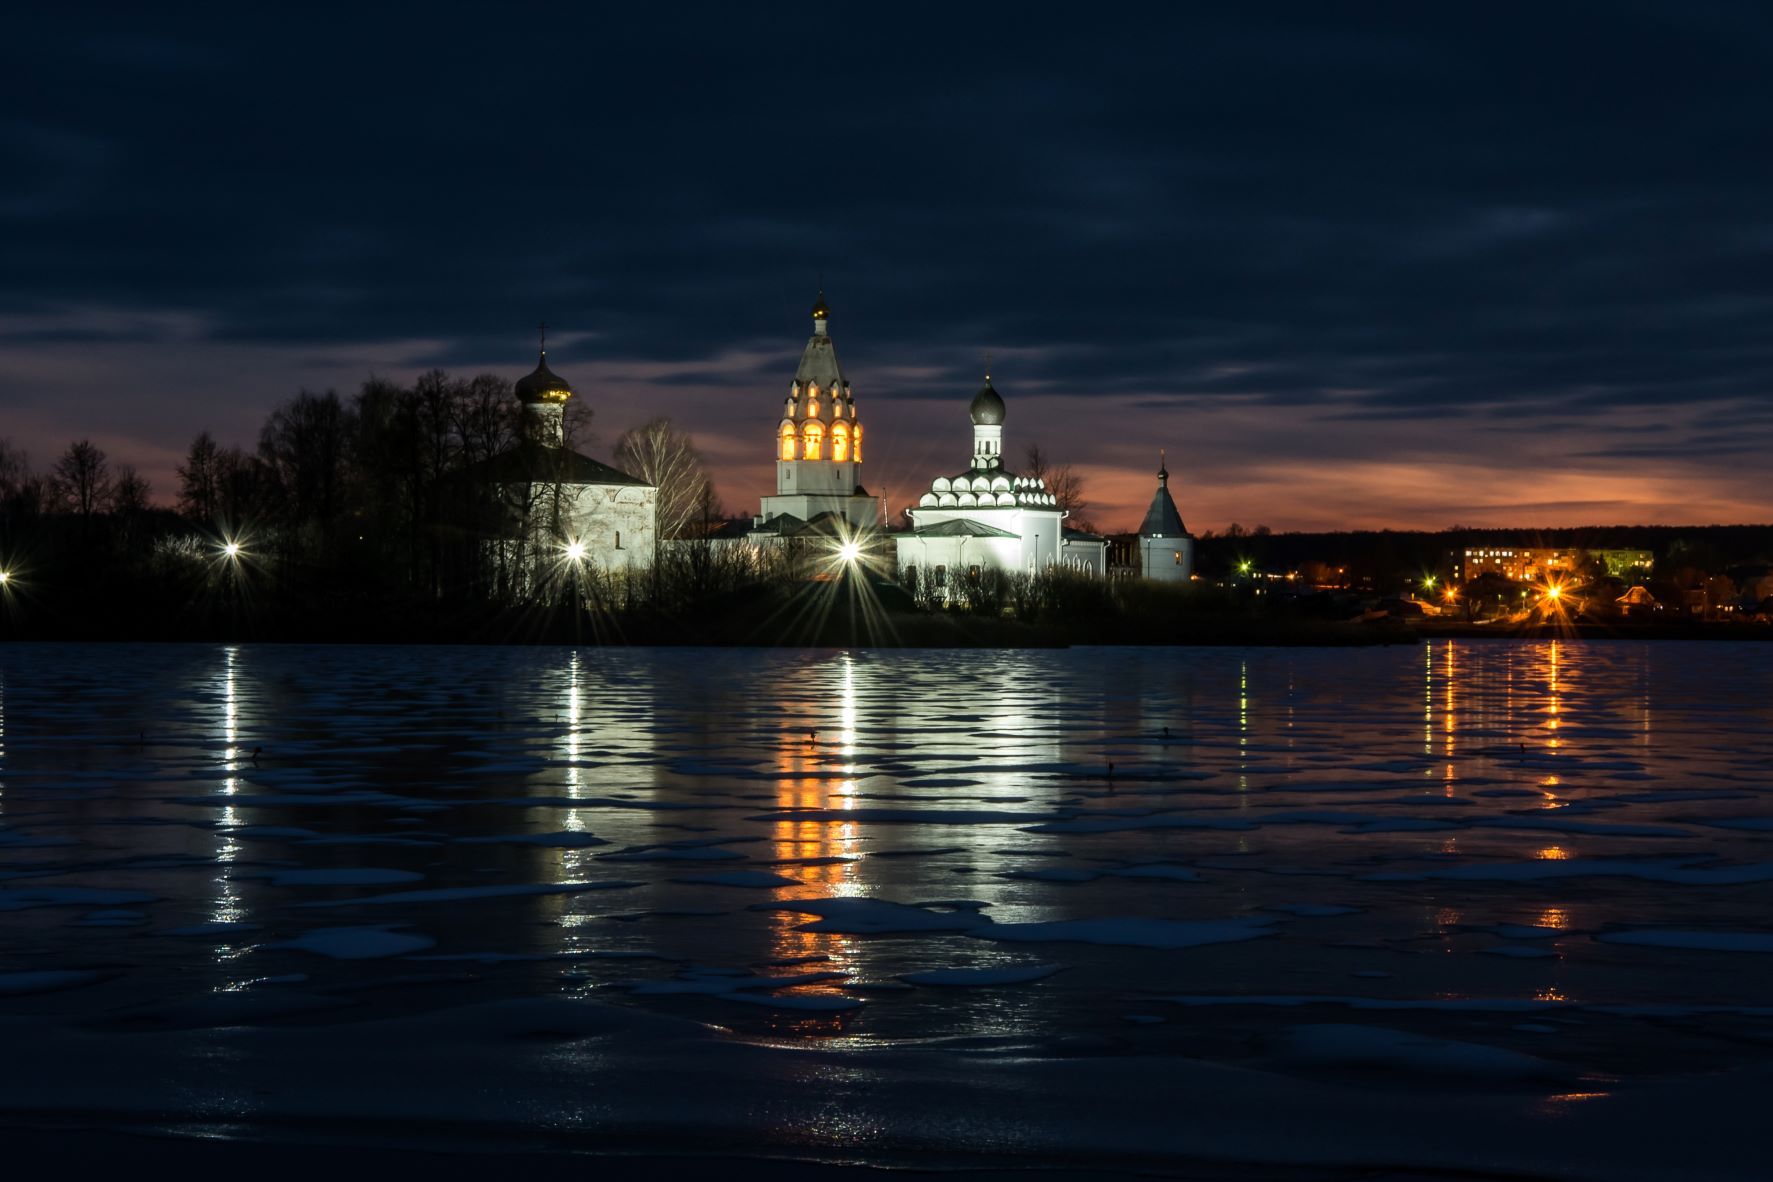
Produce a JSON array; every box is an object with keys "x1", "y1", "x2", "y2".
[{"x1": 1616, "y1": 585, "x2": 1660, "y2": 615}]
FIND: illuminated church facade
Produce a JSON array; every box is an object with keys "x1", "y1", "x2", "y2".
[
  {"x1": 483, "y1": 345, "x2": 657, "y2": 586},
  {"x1": 745, "y1": 295, "x2": 882, "y2": 537},
  {"x1": 895, "y1": 376, "x2": 1107, "y2": 594}
]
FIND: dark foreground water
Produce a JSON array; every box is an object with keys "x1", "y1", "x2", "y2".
[{"x1": 1, "y1": 641, "x2": 1771, "y2": 1179}]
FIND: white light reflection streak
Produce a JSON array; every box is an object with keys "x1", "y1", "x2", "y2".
[
  {"x1": 557, "y1": 650, "x2": 596, "y2": 913},
  {"x1": 211, "y1": 646, "x2": 246, "y2": 933}
]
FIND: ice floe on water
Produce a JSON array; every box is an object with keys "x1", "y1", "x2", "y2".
[
  {"x1": 1270, "y1": 1024, "x2": 1576, "y2": 1082},
  {"x1": 672, "y1": 870, "x2": 802, "y2": 888},
  {"x1": 1369, "y1": 857, "x2": 1773, "y2": 885},
  {"x1": 267, "y1": 868, "x2": 425, "y2": 887},
  {"x1": 757, "y1": 897, "x2": 987, "y2": 934},
  {"x1": 160, "y1": 921, "x2": 264, "y2": 938},
  {"x1": 977, "y1": 916, "x2": 1277, "y2": 950},
  {"x1": 901, "y1": 963, "x2": 1064, "y2": 986},
  {"x1": 1597, "y1": 929, "x2": 1773, "y2": 953},
  {"x1": 296, "y1": 881, "x2": 641, "y2": 907},
  {"x1": 0, "y1": 970, "x2": 105, "y2": 995},
  {"x1": 70, "y1": 908, "x2": 149, "y2": 927},
  {"x1": 455, "y1": 830, "x2": 609, "y2": 847},
  {"x1": 269, "y1": 925, "x2": 436, "y2": 959},
  {"x1": 0, "y1": 887, "x2": 157, "y2": 911}
]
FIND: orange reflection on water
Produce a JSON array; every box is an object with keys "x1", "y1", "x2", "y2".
[
  {"x1": 1538, "y1": 846, "x2": 1570, "y2": 861},
  {"x1": 1538, "y1": 907, "x2": 1571, "y2": 930}
]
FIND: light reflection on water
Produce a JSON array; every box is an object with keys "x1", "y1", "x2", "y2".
[{"x1": 0, "y1": 640, "x2": 1769, "y2": 1064}]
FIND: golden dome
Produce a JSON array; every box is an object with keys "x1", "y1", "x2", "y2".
[{"x1": 515, "y1": 351, "x2": 573, "y2": 405}]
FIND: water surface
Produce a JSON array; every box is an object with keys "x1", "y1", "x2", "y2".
[{"x1": 2, "y1": 642, "x2": 1770, "y2": 1176}]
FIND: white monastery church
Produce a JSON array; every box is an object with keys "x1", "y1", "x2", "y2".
[
  {"x1": 723, "y1": 292, "x2": 1194, "y2": 587},
  {"x1": 482, "y1": 342, "x2": 658, "y2": 585},
  {"x1": 894, "y1": 376, "x2": 1108, "y2": 592}
]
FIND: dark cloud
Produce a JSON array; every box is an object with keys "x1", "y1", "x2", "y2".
[{"x1": 2, "y1": 4, "x2": 1772, "y2": 528}]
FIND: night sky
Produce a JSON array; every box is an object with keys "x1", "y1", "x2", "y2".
[{"x1": 5, "y1": 5, "x2": 1772, "y2": 532}]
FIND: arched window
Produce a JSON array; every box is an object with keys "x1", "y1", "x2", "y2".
[
  {"x1": 779, "y1": 422, "x2": 796, "y2": 460},
  {"x1": 853, "y1": 423, "x2": 863, "y2": 462},
  {"x1": 830, "y1": 422, "x2": 850, "y2": 462},
  {"x1": 801, "y1": 420, "x2": 823, "y2": 460}
]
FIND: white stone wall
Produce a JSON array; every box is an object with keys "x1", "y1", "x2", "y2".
[
  {"x1": 1061, "y1": 536, "x2": 1108, "y2": 575},
  {"x1": 776, "y1": 458, "x2": 862, "y2": 497},
  {"x1": 894, "y1": 534, "x2": 1023, "y2": 598},
  {"x1": 562, "y1": 483, "x2": 657, "y2": 572},
  {"x1": 1139, "y1": 534, "x2": 1195, "y2": 582},
  {"x1": 759, "y1": 490, "x2": 881, "y2": 528},
  {"x1": 905, "y1": 505, "x2": 1067, "y2": 571}
]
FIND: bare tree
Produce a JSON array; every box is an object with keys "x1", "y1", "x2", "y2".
[
  {"x1": 613, "y1": 416, "x2": 716, "y2": 541},
  {"x1": 53, "y1": 439, "x2": 113, "y2": 520},
  {"x1": 258, "y1": 390, "x2": 355, "y2": 546},
  {"x1": 1022, "y1": 442, "x2": 1091, "y2": 530},
  {"x1": 0, "y1": 439, "x2": 26, "y2": 498},
  {"x1": 113, "y1": 465, "x2": 151, "y2": 516},
  {"x1": 177, "y1": 431, "x2": 222, "y2": 521},
  {"x1": 562, "y1": 397, "x2": 595, "y2": 452}
]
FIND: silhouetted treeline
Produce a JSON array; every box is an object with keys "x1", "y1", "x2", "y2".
[{"x1": 0, "y1": 370, "x2": 730, "y2": 641}]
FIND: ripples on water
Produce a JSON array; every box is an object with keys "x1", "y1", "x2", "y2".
[{"x1": 2, "y1": 641, "x2": 1772, "y2": 1164}]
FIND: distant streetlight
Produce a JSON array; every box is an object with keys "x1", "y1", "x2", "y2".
[
  {"x1": 838, "y1": 540, "x2": 861, "y2": 565},
  {"x1": 1423, "y1": 575, "x2": 1437, "y2": 590},
  {"x1": 1238, "y1": 560, "x2": 1254, "y2": 576},
  {"x1": 223, "y1": 541, "x2": 241, "y2": 559},
  {"x1": 0, "y1": 570, "x2": 10, "y2": 586}
]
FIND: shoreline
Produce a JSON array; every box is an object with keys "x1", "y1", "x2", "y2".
[{"x1": 4, "y1": 617, "x2": 1771, "y2": 647}]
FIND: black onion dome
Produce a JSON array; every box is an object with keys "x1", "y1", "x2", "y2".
[
  {"x1": 969, "y1": 380, "x2": 1006, "y2": 426},
  {"x1": 515, "y1": 352, "x2": 573, "y2": 404}
]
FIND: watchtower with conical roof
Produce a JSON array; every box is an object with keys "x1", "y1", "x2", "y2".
[
  {"x1": 757, "y1": 293, "x2": 881, "y2": 529},
  {"x1": 1138, "y1": 450, "x2": 1194, "y2": 582}
]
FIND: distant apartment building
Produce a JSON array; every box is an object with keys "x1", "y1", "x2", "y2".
[
  {"x1": 1453, "y1": 547, "x2": 1653, "y2": 584},
  {"x1": 1591, "y1": 549, "x2": 1656, "y2": 578}
]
